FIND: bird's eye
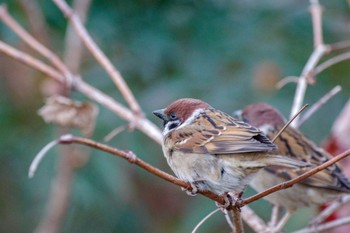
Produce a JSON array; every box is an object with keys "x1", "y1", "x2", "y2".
[{"x1": 169, "y1": 113, "x2": 177, "y2": 120}]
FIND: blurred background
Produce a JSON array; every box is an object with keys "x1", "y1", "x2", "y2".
[{"x1": 1, "y1": 0, "x2": 350, "y2": 232}]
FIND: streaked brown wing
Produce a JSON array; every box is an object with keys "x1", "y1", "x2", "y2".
[
  {"x1": 169, "y1": 109, "x2": 277, "y2": 154},
  {"x1": 267, "y1": 127, "x2": 350, "y2": 192}
]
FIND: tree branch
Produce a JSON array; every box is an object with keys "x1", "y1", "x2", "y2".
[
  {"x1": 51, "y1": 0, "x2": 143, "y2": 116},
  {"x1": 0, "y1": 41, "x2": 162, "y2": 143},
  {"x1": 293, "y1": 216, "x2": 350, "y2": 233},
  {"x1": 241, "y1": 148, "x2": 350, "y2": 206},
  {"x1": 290, "y1": 0, "x2": 328, "y2": 127}
]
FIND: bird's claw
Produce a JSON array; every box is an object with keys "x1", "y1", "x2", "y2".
[
  {"x1": 216, "y1": 192, "x2": 243, "y2": 210},
  {"x1": 181, "y1": 182, "x2": 198, "y2": 196}
]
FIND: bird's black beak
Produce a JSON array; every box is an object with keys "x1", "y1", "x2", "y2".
[{"x1": 153, "y1": 109, "x2": 167, "y2": 121}]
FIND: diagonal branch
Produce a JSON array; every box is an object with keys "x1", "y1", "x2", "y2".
[
  {"x1": 51, "y1": 0, "x2": 143, "y2": 116},
  {"x1": 0, "y1": 4, "x2": 70, "y2": 77},
  {"x1": 42, "y1": 134, "x2": 350, "y2": 211},
  {"x1": 241, "y1": 148, "x2": 350, "y2": 206},
  {"x1": 0, "y1": 41, "x2": 162, "y2": 143}
]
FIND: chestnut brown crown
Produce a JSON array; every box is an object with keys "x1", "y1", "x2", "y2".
[
  {"x1": 153, "y1": 98, "x2": 211, "y2": 133},
  {"x1": 242, "y1": 103, "x2": 286, "y2": 128}
]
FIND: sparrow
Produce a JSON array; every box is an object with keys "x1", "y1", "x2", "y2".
[
  {"x1": 153, "y1": 98, "x2": 307, "y2": 198},
  {"x1": 240, "y1": 103, "x2": 350, "y2": 229}
]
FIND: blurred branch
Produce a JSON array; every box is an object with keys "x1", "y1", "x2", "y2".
[
  {"x1": 276, "y1": 76, "x2": 298, "y2": 89},
  {"x1": 328, "y1": 40, "x2": 350, "y2": 52},
  {"x1": 297, "y1": 85, "x2": 342, "y2": 127},
  {"x1": 0, "y1": 4, "x2": 71, "y2": 76},
  {"x1": 290, "y1": 0, "x2": 328, "y2": 126},
  {"x1": 311, "y1": 195, "x2": 350, "y2": 225},
  {"x1": 293, "y1": 216, "x2": 350, "y2": 233},
  {"x1": 241, "y1": 206, "x2": 267, "y2": 232},
  {"x1": 34, "y1": 1, "x2": 92, "y2": 233},
  {"x1": 0, "y1": 41, "x2": 162, "y2": 143},
  {"x1": 314, "y1": 51, "x2": 350, "y2": 75},
  {"x1": 51, "y1": 0, "x2": 142, "y2": 116},
  {"x1": 19, "y1": 0, "x2": 49, "y2": 46},
  {"x1": 0, "y1": 41, "x2": 64, "y2": 82}
]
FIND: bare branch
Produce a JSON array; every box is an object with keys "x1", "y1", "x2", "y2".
[
  {"x1": 0, "y1": 41, "x2": 64, "y2": 83},
  {"x1": 45, "y1": 134, "x2": 350, "y2": 214},
  {"x1": 315, "y1": 51, "x2": 350, "y2": 75},
  {"x1": 51, "y1": 0, "x2": 143, "y2": 115},
  {"x1": 290, "y1": 44, "x2": 328, "y2": 126},
  {"x1": 29, "y1": 139, "x2": 59, "y2": 178},
  {"x1": 297, "y1": 85, "x2": 342, "y2": 127},
  {"x1": 0, "y1": 4, "x2": 70, "y2": 76},
  {"x1": 290, "y1": 0, "x2": 328, "y2": 127},
  {"x1": 0, "y1": 41, "x2": 163, "y2": 143},
  {"x1": 241, "y1": 206, "x2": 267, "y2": 233},
  {"x1": 35, "y1": 2, "x2": 93, "y2": 233},
  {"x1": 192, "y1": 209, "x2": 221, "y2": 233},
  {"x1": 241, "y1": 148, "x2": 350, "y2": 206},
  {"x1": 311, "y1": 195, "x2": 350, "y2": 225},
  {"x1": 293, "y1": 216, "x2": 350, "y2": 233},
  {"x1": 272, "y1": 104, "x2": 308, "y2": 143},
  {"x1": 233, "y1": 207, "x2": 244, "y2": 233},
  {"x1": 276, "y1": 76, "x2": 299, "y2": 89},
  {"x1": 310, "y1": 0, "x2": 323, "y2": 47},
  {"x1": 328, "y1": 40, "x2": 350, "y2": 52}
]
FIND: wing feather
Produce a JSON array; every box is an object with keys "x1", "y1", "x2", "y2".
[{"x1": 169, "y1": 109, "x2": 277, "y2": 154}]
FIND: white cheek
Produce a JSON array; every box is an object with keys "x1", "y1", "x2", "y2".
[
  {"x1": 163, "y1": 120, "x2": 180, "y2": 136},
  {"x1": 162, "y1": 108, "x2": 204, "y2": 136},
  {"x1": 259, "y1": 124, "x2": 274, "y2": 134}
]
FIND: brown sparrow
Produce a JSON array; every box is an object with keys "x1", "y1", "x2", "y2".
[
  {"x1": 240, "y1": 103, "x2": 350, "y2": 229},
  {"x1": 153, "y1": 98, "x2": 307, "y2": 198}
]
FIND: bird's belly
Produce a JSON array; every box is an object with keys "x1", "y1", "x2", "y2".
[{"x1": 166, "y1": 152, "x2": 257, "y2": 195}]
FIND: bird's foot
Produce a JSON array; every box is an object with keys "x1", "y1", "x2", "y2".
[
  {"x1": 216, "y1": 192, "x2": 243, "y2": 210},
  {"x1": 181, "y1": 182, "x2": 198, "y2": 196}
]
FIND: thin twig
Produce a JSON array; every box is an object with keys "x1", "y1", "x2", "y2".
[
  {"x1": 0, "y1": 41, "x2": 64, "y2": 82},
  {"x1": 28, "y1": 139, "x2": 59, "y2": 178},
  {"x1": 293, "y1": 216, "x2": 350, "y2": 233},
  {"x1": 272, "y1": 104, "x2": 308, "y2": 143},
  {"x1": 269, "y1": 206, "x2": 281, "y2": 228},
  {"x1": 192, "y1": 208, "x2": 221, "y2": 233},
  {"x1": 328, "y1": 40, "x2": 350, "y2": 52},
  {"x1": 310, "y1": 0, "x2": 323, "y2": 47},
  {"x1": 297, "y1": 85, "x2": 342, "y2": 127},
  {"x1": 51, "y1": 0, "x2": 143, "y2": 116},
  {"x1": 314, "y1": 51, "x2": 350, "y2": 75},
  {"x1": 241, "y1": 148, "x2": 350, "y2": 207},
  {"x1": 19, "y1": 0, "x2": 49, "y2": 46},
  {"x1": 241, "y1": 206, "x2": 267, "y2": 233},
  {"x1": 311, "y1": 195, "x2": 350, "y2": 225},
  {"x1": 276, "y1": 76, "x2": 299, "y2": 89},
  {"x1": 104, "y1": 125, "x2": 127, "y2": 142},
  {"x1": 224, "y1": 210, "x2": 235, "y2": 232}
]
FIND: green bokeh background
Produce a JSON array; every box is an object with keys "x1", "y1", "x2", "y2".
[{"x1": 1, "y1": 1, "x2": 350, "y2": 232}]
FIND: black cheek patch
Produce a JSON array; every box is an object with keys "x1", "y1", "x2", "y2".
[{"x1": 168, "y1": 122, "x2": 179, "y2": 130}]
